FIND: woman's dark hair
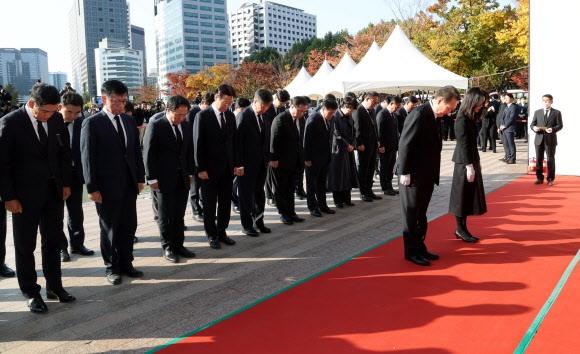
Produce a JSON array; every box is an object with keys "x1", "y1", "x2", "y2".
[{"x1": 458, "y1": 87, "x2": 488, "y2": 121}]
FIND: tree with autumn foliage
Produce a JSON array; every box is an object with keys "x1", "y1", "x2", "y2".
[
  {"x1": 232, "y1": 61, "x2": 280, "y2": 99},
  {"x1": 186, "y1": 63, "x2": 234, "y2": 96},
  {"x1": 133, "y1": 85, "x2": 159, "y2": 103},
  {"x1": 162, "y1": 71, "x2": 195, "y2": 99}
]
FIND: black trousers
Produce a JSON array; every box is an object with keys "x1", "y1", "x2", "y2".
[
  {"x1": 379, "y1": 150, "x2": 397, "y2": 191},
  {"x1": 441, "y1": 117, "x2": 455, "y2": 140},
  {"x1": 238, "y1": 162, "x2": 267, "y2": 229},
  {"x1": 358, "y1": 146, "x2": 377, "y2": 195},
  {"x1": 272, "y1": 166, "x2": 298, "y2": 216},
  {"x1": 12, "y1": 181, "x2": 64, "y2": 297},
  {"x1": 306, "y1": 163, "x2": 329, "y2": 210},
  {"x1": 265, "y1": 165, "x2": 275, "y2": 200},
  {"x1": 332, "y1": 190, "x2": 352, "y2": 205},
  {"x1": 60, "y1": 171, "x2": 85, "y2": 249},
  {"x1": 188, "y1": 174, "x2": 203, "y2": 216},
  {"x1": 0, "y1": 201, "x2": 6, "y2": 265},
  {"x1": 399, "y1": 182, "x2": 435, "y2": 257},
  {"x1": 153, "y1": 180, "x2": 188, "y2": 250},
  {"x1": 231, "y1": 176, "x2": 239, "y2": 208},
  {"x1": 200, "y1": 168, "x2": 233, "y2": 239},
  {"x1": 295, "y1": 163, "x2": 305, "y2": 193},
  {"x1": 95, "y1": 175, "x2": 137, "y2": 274},
  {"x1": 481, "y1": 119, "x2": 496, "y2": 151},
  {"x1": 503, "y1": 131, "x2": 516, "y2": 160},
  {"x1": 536, "y1": 143, "x2": 557, "y2": 182}
]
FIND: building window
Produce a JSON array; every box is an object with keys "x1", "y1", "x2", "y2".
[
  {"x1": 200, "y1": 6, "x2": 212, "y2": 11},
  {"x1": 200, "y1": 14, "x2": 212, "y2": 19},
  {"x1": 200, "y1": 22, "x2": 212, "y2": 27}
]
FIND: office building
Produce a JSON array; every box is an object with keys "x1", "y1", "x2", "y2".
[
  {"x1": 0, "y1": 48, "x2": 49, "y2": 102},
  {"x1": 95, "y1": 38, "x2": 144, "y2": 92},
  {"x1": 229, "y1": 1, "x2": 317, "y2": 65},
  {"x1": 154, "y1": 0, "x2": 231, "y2": 91},
  {"x1": 69, "y1": 0, "x2": 130, "y2": 98},
  {"x1": 131, "y1": 25, "x2": 148, "y2": 86},
  {"x1": 49, "y1": 72, "x2": 69, "y2": 90}
]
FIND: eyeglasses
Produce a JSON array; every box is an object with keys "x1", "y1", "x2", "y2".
[
  {"x1": 295, "y1": 108, "x2": 308, "y2": 114},
  {"x1": 108, "y1": 97, "x2": 127, "y2": 105}
]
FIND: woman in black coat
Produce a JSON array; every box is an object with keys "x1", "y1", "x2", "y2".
[
  {"x1": 449, "y1": 87, "x2": 488, "y2": 242},
  {"x1": 327, "y1": 96, "x2": 359, "y2": 208}
]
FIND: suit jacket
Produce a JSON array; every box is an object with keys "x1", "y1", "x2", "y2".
[
  {"x1": 353, "y1": 105, "x2": 378, "y2": 148},
  {"x1": 143, "y1": 114, "x2": 194, "y2": 190},
  {"x1": 236, "y1": 106, "x2": 268, "y2": 176},
  {"x1": 270, "y1": 110, "x2": 304, "y2": 172},
  {"x1": 396, "y1": 107, "x2": 408, "y2": 134},
  {"x1": 500, "y1": 103, "x2": 518, "y2": 133},
  {"x1": 67, "y1": 115, "x2": 85, "y2": 183},
  {"x1": 303, "y1": 112, "x2": 332, "y2": 172},
  {"x1": 530, "y1": 108, "x2": 563, "y2": 147},
  {"x1": 452, "y1": 114, "x2": 480, "y2": 165},
  {"x1": 397, "y1": 102, "x2": 442, "y2": 187},
  {"x1": 376, "y1": 108, "x2": 399, "y2": 152},
  {"x1": 80, "y1": 110, "x2": 145, "y2": 199},
  {"x1": 186, "y1": 105, "x2": 201, "y2": 125},
  {"x1": 193, "y1": 106, "x2": 237, "y2": 179},
  {"x1": 0, "y1": 107, "x2": 71, "y2": 206}
]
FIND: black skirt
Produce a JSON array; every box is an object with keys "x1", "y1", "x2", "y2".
[{"x1": 448, "y1": 163, "x2": 487, "y2": 217}]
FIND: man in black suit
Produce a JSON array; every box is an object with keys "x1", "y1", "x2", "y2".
[
  {"x1": 377, "y1": 95, "x2": 402, "y2": 196},
  {"x1": 303, "y1": 99, "x2": 338, "y2": 217},
  {"x1": 231, "y1": 97, "x2": 252, "y2": 214},
  {"x1": 264, "y1": 89, "x2": 290, "y2": 207},
  {"x1": 353, "y1": 91, "x2": 382, "y2": 202},
  {"x1": 144, "y1": 95, "x2": 196, "y2": 262},
  {"x1": 270, "y1": 96, "x2": 309, "y2": 225},
  {"x1": 398, "y1": 85, "x2": 461, "y2": 266},
  {"x1": 498, "y1": 93, "x2": 518, "y2": 164},
  {"x1": 81, "y1": 80, "x2": 145, "y2": 285},
  {"x1": 236, "y1": 89, "x2": 273, "y2": 236},
  {"x1": 530, "y1": 94, "x2": 563, "y2": 186},
  {"x1": 186, "y1": 92, "x2": 214, "y2": 222},
  {"x1": 396, "y1": 95, "x2": 419, "y2": 135},
  {"x1": 58, "y1": 92, "x2": 94, "y2": 262},
  {"x1": 0, "y1": 83, "x2": 75, "y2": 312},
  {"x1": 194, "y1": 84, "x2": 240, "y2": 249}
]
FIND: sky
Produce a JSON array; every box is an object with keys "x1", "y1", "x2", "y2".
[{"x1": 1, "y1": 0, "x2": 515, "y2": 85}]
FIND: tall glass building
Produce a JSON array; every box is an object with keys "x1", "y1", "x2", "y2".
[
  {"x1": 49, "y1": 72, "x2": 69, "y2": 90},
  {"x1": 130, "y1": 25, "x2": 147, "y2": 86},
  {"x1": 0, "y1": 48, "x2": 49, "y2": 102},
  {"x1": 154, "y1": 0, "x2": 231, "y2": 92},
  {"x1": 95, "y1": 38, "x2": 144, "y2": 92},
  {"x1": 69, "y1": 0, "x2": 130, "y2": 98}
]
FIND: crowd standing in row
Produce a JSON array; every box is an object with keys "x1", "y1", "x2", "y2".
[{"x1": 0, "y1": 79, "x2": 562, "y2": 313}]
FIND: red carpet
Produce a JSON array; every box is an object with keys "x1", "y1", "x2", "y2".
[{"x1": 156, "y1": 175, "x2": 580, "y2": 353}]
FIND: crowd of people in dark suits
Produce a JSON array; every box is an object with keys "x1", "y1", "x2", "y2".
[{"x1": 0, "y1": 79, "x2": 563, "y2": 314}]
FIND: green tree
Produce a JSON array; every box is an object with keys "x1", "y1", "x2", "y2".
[
  {"x1": 244, "y1": 47, "x2": 282, "y2": 66},
  {"x1": 82, "y1": 91, "x2": 91, "y2": 105},
  {"x1": 2, "y1": 84, "x2": 19, "y2": 105}
]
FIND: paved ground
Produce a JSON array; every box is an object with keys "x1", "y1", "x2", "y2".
[{"x1": 0, "y1": 139, "x2": 529, "y2": 353}]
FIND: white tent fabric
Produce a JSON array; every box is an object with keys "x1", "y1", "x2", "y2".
[
  {"x1": 343, "y1": 25, "x2": 468, "y2": 93},
  {"x1": 322, "y1": 52, "x2": 357, "y2": 98},
  {"x1": 293, "y1": 59, "x2": 334, "y2": 99},
  {"x1": 284, "y1": 67, "x2": 312, "y2": 98}
]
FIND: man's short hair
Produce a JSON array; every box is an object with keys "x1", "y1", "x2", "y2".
[
  {"x1": 61, "y1": 92, "x2": 84, "y2": 107},
  {"x1": 124, "y1": 101, "x2": 135, "y2": 113},
  {"x1": 543, "y1": 94, "x2": 553, "y2": 101},
  {"x1": 215, "y1": 84, "x2": 236, "y2": 98},
  {"x1": 390, "y1": 96, "x2": 403, "y2": 104},
  {"x1": 291, "y1": 96, "x2": 310, "y2": 107},
  {"x1": 364, "y1": 91, "x2": 380, "y2": 100},
  {"x1": 321, "y1": 98, "x2": 338, "y2": 110},
  {"x1": 254, "y1": 88, "x2": 274, "y2": 104},
  {"x1": 324, "y1": 93, "x2": 337, "y2": 102},
  {"x1": 202, "y1": 92, "x2": 215, "y2": 105},
  {"x1": 341, "y1": 96, "x2": 359, "y2": 110},
  {"x1": 235, "y1": 97, "x2": 251, "y2": 109},
  {"x1": 30, "y1": 83, "x2": 60, "y2": 106},
  {"x1": 434, "y1": 85, "x2": 461, "y2": 103},
  {"x1": 275, "y1": 89, "x2": 290, "y2": 103},
  {"x1": 406, "y1": 95, "x2": 419, "y2": 104},
  {"x1": 504, "y1": 93, "x2": 514, "y2": 99},
  {"x1": 167, "y1": 95, "x2": 191, "y2": 111},
  {"x1": 101, "y1": 79, "x2": 128, "y2": 96},
  {"x1": 381, "y1": 95, "x2": 391, "y2": 103}
]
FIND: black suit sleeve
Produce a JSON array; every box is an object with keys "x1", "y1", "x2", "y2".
[
  {"x1": 0, "y1": 115, "x2": 16, "y2": 201},
  {"x1": 143, "y1": 120, "x2": 158, "y2": 181},
  {"x1": 80, "y1": 117, "x2": 98, "y2": 193}
]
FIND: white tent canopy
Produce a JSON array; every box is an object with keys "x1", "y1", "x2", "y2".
[
  {"x1": 323, "y1": 52, "x2": 357, "y2": 98},
  {"x1": 292, "y1": 59, "x2": 334, "y2": 99},
  {"x1": 343, "y1": 25, "x2": 468, "y2": 93},
  {"x1": 284, "y1": 66, "x2": 312, "y2": 98}
]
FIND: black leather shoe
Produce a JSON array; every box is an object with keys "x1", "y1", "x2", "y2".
[
  {"x1": 455, "y1": 230, "x2": 478, "y2": 243},
  {"x1": 335, "y1": 203, "x2": 344, "y2": 209},
  {"x1": 369, "y1": 193, "x2": 382, "y2": 200},
  {"x1": 345, "y1": 202, "x2": 355, "y2": 207},
  {"x1": 164, "y1": 249, "x2": 179, "y2": 263},
  {"x1": 310, "y1": 209, "x2": 322, "y2": 217},
  {"x1": 233, "y1": 205, "x2": 240, "y2": 214},
  {"x1": 257, "y1": 225, "x2": 271, "y2": 233},
  {"x1": 46, "y1": 288, "x2": 76, "y2": 303},
  {"x1": 290, "y1": 214, "x2": 305, "y2": 222},
  {"x1": 499, "y1": 157, "x2": 507, "y2": 161},
  {"x1": 360, "y1": 195, "x2": 373, "y2": 202},
  {"x1": 242, "y1": 228, "x2": 259, "y2": 237},
  {"x1": 60, "y1": 249, "x2": 70, "y2": 262},
  {"x1": 28, "y1": 295, "x2": 48, "y2": 313},
  {"x1": 107, "y1": 273, "x2": 122, "y2": 285},
  {"x1": 193, "y1": 214, "x2": 204, "y2": 222},
  {"x1": 505, "y1": 159, "x2": 516, "y2": 164},
  {"x1": 176, "y1": 247, "x2": 196, "y2": 258},
  {"x1": 405, "y1": 255, "x2": 431, "y2": 266},
  {"x1": 219, "y1": 236, "x2": 236, "y2": 245},
  {"x1": 422, "y1": 251, "x2": 439, "y2": 260},
  {"x1": 280, "y1": 215, "x2": 294, "y2": 225},
  {"x1": 70, "y1": 246, "x2": 95, "y2": 256},
  {"x1": 122, "y1": 267, "x2": 144, "y2": 278},
  {"x1": 133, "y1": 236, "x2": 139, "y2": 243},
  {"x1": 383, "y1": 189, "x2": 396, "y2": 196},
  {"x1": 295, "y1": 190, "x2": 307, "y2": 200},
  {"x1": 267, "y1": 198, "x2": 276, "y2": 207},
  {"x1": 209, "y1": 238, "x2": 221, "y2": 249},
  {"x1": 534, "y1": 179, "x2": 544, "y2": 185},
  {"x1": 0, "y1": 263, "x2": 16, "y2": 277},
  {"x1": 320, "y1": 206, "x2": 336, "y2": 214}
]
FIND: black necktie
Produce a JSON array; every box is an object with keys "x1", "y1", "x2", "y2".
[
  {"x1": 114, "y1": 115, "x2": 126, "y2": 151},
  {"x1": 324, "y1": 119, "x2": 329, "y2": 131},
  {"x1": 64, "y1": 121, "x2": 71, "y2": 128},
  {"x1": 219, "y1": 112, "x2": 226, "y2": 131},
  {"x1": 37, "y1": 120, "x2": 48, "y2": 148},
  {"x1": 295, "y1": 119, "x2": 300, "y2": 134},
  {"x1": 544, "y1": 110, "x2": 549, "y2": 121},
  {"x1": 64, "y1": 121, "x2": 73, "y2": 148},
  {"x1": 258, "y1": 114, "x2": 264, "y2": 132},
  {"x1": 173, "y1": 124, "x2": 182, "y2": 150}
]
